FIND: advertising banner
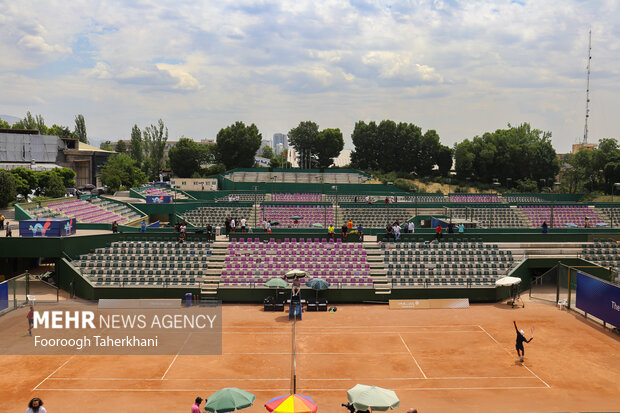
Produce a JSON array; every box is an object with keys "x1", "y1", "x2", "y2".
[
  {"x1": 19, "y1": 218, "x2": 76, "y2": 237},
  {"x1": 576, "y1": 271, "x2": 620, "y2": 328},
  {"x1": 146, "y1": 195, "x2": 172, "y2": 204}
]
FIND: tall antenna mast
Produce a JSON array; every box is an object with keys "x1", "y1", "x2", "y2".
[{"x1": 583, "y1": 29, "x2": 592, "y2": 145}]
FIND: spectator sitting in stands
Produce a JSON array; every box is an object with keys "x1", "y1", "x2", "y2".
[
  {"x1": 448, "y1": 221, "x2": 454, "y2": 233},
  {"x1": 408, "y1": 221, "x2": 415, "y2": 234},
  {"x1": 385, "y1": 223, "x2": 394, "y2": 240},
  {"x1": 541, "y1": 221, "x2": 548, "y2": 234},
  {"x1": 435, "y1": 224, "x2": 442, "y2": 241},
  {"x1": 112, "y1": 221, "x2": 118, "y2": 233},
  {"x1": 328, "y1": 224, "x2": 335, "y2": 239},
  {"x1": 393, "y1": 222, "x2": 401, "y2": 241},
  {"x1": 458, "y1": 223, "x2": 464, "y2": 233},
  {"x1": 206, "y1": 224, "x2": 213, "y2": 240},
  {"x1": 341, "y1": 223, "x2": 348, "y2": 239}
]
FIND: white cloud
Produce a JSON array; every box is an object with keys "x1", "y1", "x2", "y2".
[{"x1": 0, "y1": 0, "x2": 618, "y2": 152}]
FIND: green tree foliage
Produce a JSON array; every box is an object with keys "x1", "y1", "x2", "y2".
[
  {"x1": 0, "y1": 170, "x2": 17, "y2": 207},
  {"x1": 260, "y1": 145, "x2": 274, "y2": 159},
  {"x1": 12, "y1": 112, "x2": 47, "y2": 133},
  {"x1": 142, "y1": 119, "x2": 169, "y2": 180},
  {"x1": 288, "y1": 121, "x2": 319, "y2": 168},
  {"x1": 52, "y1": 167, "x2": 76, "y2": 188},
  {"x1": 315, "y1": 128, "x2": 344, "y2": 168},
  {"x1": 36, "y1": 171, "x2": 65, "y2": 198},
  {"x1": 47, "y1": 124, "x2": 77, "y2": 140},
  {"x1": 100, "y1": 154, "x2": 147, "y2": 192},
  {"x1": 100, "y1": 141, "x2": 114, "y2": 151},
  {"x1": 169, "y1": 138, "x2": 208, "y2": 178},
  {"x1": 74, "y1": 114, "x2": 88, "y2": 143},
  {"x1": 0, "y1": 117, "x2": 11, "y2": 128},
  {"x1": 454, "y1": 123, "x2": 559, "y2": 185},
  {"x1": 215, "y1": 121, "x2": 262, "y2": 169},
  {"x1": 9, "y1": 167, "x2": 38, "y2": 197},
  {"x1": 115, "y1": 140, "x2": 127, "y2": 153},
  {"x1": 350, "y1": 120, "x2": 446, "y2": 176},
  {"x1": 129, "y1": 125, "x2": 144, "y2": 166},
  {"x1": 436, "y1": 145, "x2": 454, "y2": 176}
]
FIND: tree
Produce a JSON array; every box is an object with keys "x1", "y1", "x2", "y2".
[
  {"x1": 52, "y1": 167, "x2": 76, "y2": 188},
  {"x1": 142, "y1": 119, "x2": 169, "y2": 180},
  {"x1": 36, "y1": 171, "x2": 65, "y2": 198},
  {"x1": 260, "y1": 145, "x2": 274, "y2": 159},
  {"x1": 47, "y1": 124, "x2": 76, "y2": 140},
  {"x1": 100, "y1": 141, "x2": 114, "y2": 151},
  {"x1": 436, "y1": 145, "x2": 454, "y2": 176},
  {"x1": 12, "y1": 112, "x2": 47, "y2": 133},
  {"x1": 288, "y1": 121, "x2": 319, "y2": 169},
  {"x1": 0, "y1": 170, "x2": 17, "y2": 207},
  {"x1": 100, "y1": 154, "x2": 147, "y2": 192},
  {"x1": 9, "y1": 167, "x2": 38, "y2": 198},
  {"x1": 74, "y1": 114, "x2": 88, "y2": 143},
  {"x1": 115, "y1": 140, "x2": 127, "y2": 153},
  {"x1": 215, "y1": 121, "x2": 262, "y2": 169},
  {"x1": 129, "y1": 125, "x2": 143, "y2": 166},
  {"x1": 169, "y1": 138, "x2": 205, "y2": 178},
  {"x1": 315, "y1": 128, "x2": 344, "y2": 168},
  {"x1": 0, "y1": 117, "x2": 10, "y2": 128}
]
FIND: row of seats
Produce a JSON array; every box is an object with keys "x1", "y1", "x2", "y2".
[
  {"x1": 447, "y1": 208, "x2": 528, "y2": 228},
  {"x1": 224, "y1": 171, "x2": 368, "y2": 184},
  {"x1": 183, "y1": 206, "x2": 254, "y2": 227}
]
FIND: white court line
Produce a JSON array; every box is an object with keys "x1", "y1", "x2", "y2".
[
  {"x1": 223, "y1": 324, "x2": 485, "y2": 330},
  {"x1": 35, "y1": 388, "x2": 293, "y2": 392},
  {"x1": 35, "y1": 386, "x2": 549, "y2": 392},
  {"x1": 33, "y1": 355, "x2": 75, "y2": 391},
  {"x1": 399, "y1": 334, "x2": 427, "y2": 379},
  {"x1": 40, "y1": 375, "x2": 539, "y2": 381},
  {"x1": 477, "y1": 325, "x2": 551, "y2": 389},
  {"x1": 161, "y1": 332, "x2": 192, "y2": 380},
  {"x1": 224, "y1": 331, "x2": 482, "y2": 335},
  {"x1": 298, "y1": 386, "x2": 550, "y2": 392}
]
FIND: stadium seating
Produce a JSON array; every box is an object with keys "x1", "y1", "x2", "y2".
[
  {"x1": 215, "y1": 193, "x2": 265, "y2": 203},
  {"x1": 261, "y1": 205, "x2": 334, "y2": 227},
  {"x1": 450, "y1": 194, "x2": 502, "y2": 203},
  {"x1": 223, "y1": 170, "x2": 368, "y2": 184},
  {"x1": 45, "y1": 199, "x2": 134, "y2": 224},
  {"x1": 597, "y1": 207, "x2": 620, "y2": 227},
  {"x1": 325, "y1": 194, "x2": 445, "y2": 203},
  {"x1": 383, "y1": 240, "x2": 514, "y2": 287},
  {"x1": 138, "y1": 186, "x2": 190, "y2": 199},
  {"x1": 446, "y1": 207, "x2": 530, "y2": 228},
  {"x1": 339, "y1": 207, "x2": 415, "y2": 228},
  {"x1": 182, "y1": 206, "x2": 255, "y2": 228},
  {"x1": 272, "y1": 193, "x2": 322, "y2": 202},
  {"x1": 221, "y1": 238, "x2": 373, "y2": 287},
  {"x1": 519, "y1": 205, "x2": 605, "y2": 228},
  {"x1": 503, "y1": 194, "x2": 546, "y2": 203},
  {"x1": 581, "y1": 238, "x2": 620, "y2": 271},
  {"x1": 75, "y1": 240, "x2": 212, "y2": 286}
]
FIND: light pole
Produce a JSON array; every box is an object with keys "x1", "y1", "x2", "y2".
[
  {"x1": 331, "y1": 185, "x2": 338, "y2": 225},
  {"x1": 253, "y1": 185, "x2": 258, "y2": 228}
]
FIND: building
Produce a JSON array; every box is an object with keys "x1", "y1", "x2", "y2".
[
  {"x1": 0, "y1": 129, "x2": 114, "y2": 188},
  {"x1": 261, "y1": 139, "x2": 272, "y2": 150},
  {"x1": 572, "y1": 143, "x2": 598, "y2": 154},
  {"x1": 273, "y1": 133, "x2": 288, "y2": 155}
]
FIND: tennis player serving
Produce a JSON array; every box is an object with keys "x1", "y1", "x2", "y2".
[{"x1": 513, "y1": 321, "x2": 533, "y2": 362}]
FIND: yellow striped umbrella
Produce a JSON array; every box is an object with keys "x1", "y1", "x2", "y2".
[{"x1": 264, "y1": 394, "x2": 317, "y2": 413}]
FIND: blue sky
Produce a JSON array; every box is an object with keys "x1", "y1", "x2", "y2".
[{"x1": 0, "y1": 0, "x2": 618, "y2": 153}]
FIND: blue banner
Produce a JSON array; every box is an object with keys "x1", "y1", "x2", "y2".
[
  {"x1": 146, "y1": 195, "x2": 172, "y2": 204},
  {"x1": 576, "y1": 272, "x2": 620, "y2": 328},
  {"x1": 19, "y1": 218, "x2": 76, "y2": 237},
  {"x1": 0, "y1": 282, "x2": 8, "y2": 311}
]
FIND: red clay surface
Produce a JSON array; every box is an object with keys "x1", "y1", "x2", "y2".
[{"x1": 0, "y1": 298, "x2": 619, "y2": 413}]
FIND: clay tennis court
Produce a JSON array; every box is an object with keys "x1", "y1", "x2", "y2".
[{"x1": 1, "y1": 298, "x2": 619, "y2": 413}]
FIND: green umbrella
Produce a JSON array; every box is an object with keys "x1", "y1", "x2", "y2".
[
  {"x1": 265, "y1": 278, "x2": 289, "y2": 288},
  {"x1": 347, "y1": 384, "x2": 400, "y2": 412},
  {"x1": 290, "y1": 216, "x2": 303, "y2": 220},
  {"x1": 306, "y1": 277, "x2": 330, "y2": 301},
  {"x1": 312, "y1": 223, "x2": 324, "y2": 228},
  {"x1": 204, "y1": 387, "x2": 256, "y2": 412}
]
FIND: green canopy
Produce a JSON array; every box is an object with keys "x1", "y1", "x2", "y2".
[
  {"x1": 346, "y1": 384, "x2": 400, "y2": 412},
  {"x1": 204, "y1": 387, "x2": 256, "y2": 412},
  {"x1": 265, "y1": 278, "x2": 289, "y2": 288},
  {"x1": 305, "y1": 278, "x2": 330, "y2": 291}
]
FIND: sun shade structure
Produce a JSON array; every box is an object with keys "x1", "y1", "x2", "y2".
[
  {"x1": 265, "y1": 394, "x2": 318, "y2": 413},
  {"x1": 305, "y1": 278, "x2": 330, "y2": 290},
  {"x1": 284, "y1": 269, "x2": 307, "y2": 279},
  {"x1": 346, "y1": 384, "x2": 400, "y2": 411},
  {"x1": 265, "y1": 278, "x2": 290, "y2": 288},
  {"x1": 495, "y1": 276, "x2": 522, "y2": 287},
  {"x1": 204, "y1": 387, "x2": 256, "y2": 412}
]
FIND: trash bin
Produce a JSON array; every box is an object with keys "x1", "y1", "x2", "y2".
[{"x1": 185, "y1": 292, "x2": 192, "y2": 307}]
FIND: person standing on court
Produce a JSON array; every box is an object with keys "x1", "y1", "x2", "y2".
[
  {"x1": 27, "y1": 306, "x2": 34, "y2": 336},
  {"x1": 26, "y1": 397, "x2": 46, "y2": 413},
  {"x1": 513, "y1": 320, "x2": 533, "y2": 362},
  {"x1": 191, "y1": 397, "x2": 203, "y2": 413},
  {"x1": 5, "y1": 221, "x2": 12, "y2": 237}
]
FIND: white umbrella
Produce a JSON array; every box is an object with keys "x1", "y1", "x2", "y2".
[
  {"x1": 495, "y1": 276, "x2": 522, "y2": 287},
  {"x1": 284, "y1": 269, "x2": 307, "y2": 279}
]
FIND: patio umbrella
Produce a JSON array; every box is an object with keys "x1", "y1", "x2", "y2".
[
  {"x1": 265, "y1": 394, "x2": 317, "y2": 413},
  {"x1": 205, "y1": 387, "x2": 256, "y2": 412},
  {"x1": 495, "y1": 276, "x2": 522, "y2": 287},
  {"x1": 265, "y1": 277, "x2": 289, "y2": 301},
  {"x1": 270, "y1": 221, "x2": 280, "y2": 226},
  {"x1": 306, "y1": 277, "x2": 330, "y2": 301},
  {"x1": 565, "y1": 223, "x2": 578, "y2": 228},
  {"x1": 290, "y1": 216, "x2": 303, "y2": 220},
  {"x1": 346, "y1": 384, "x2": 400, "y2": 411},
  {"x1": 311, "y1": 223, "x2": 323, "y2": 228},
  {"x1": 596, "y1": 222, "x2": 608, "y2": 227},
  {"x1": 285, "y1": 269, "x2": 307, "y2": 279}
]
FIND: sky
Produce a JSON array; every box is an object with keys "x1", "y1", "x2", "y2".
[{"x1": 0, "y1": 0, "x2": 619, "y2": 153}]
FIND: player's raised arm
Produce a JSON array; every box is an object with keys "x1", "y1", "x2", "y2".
[{"x1": 513, "y1": 321, "x2": 519, "y2": 333}]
